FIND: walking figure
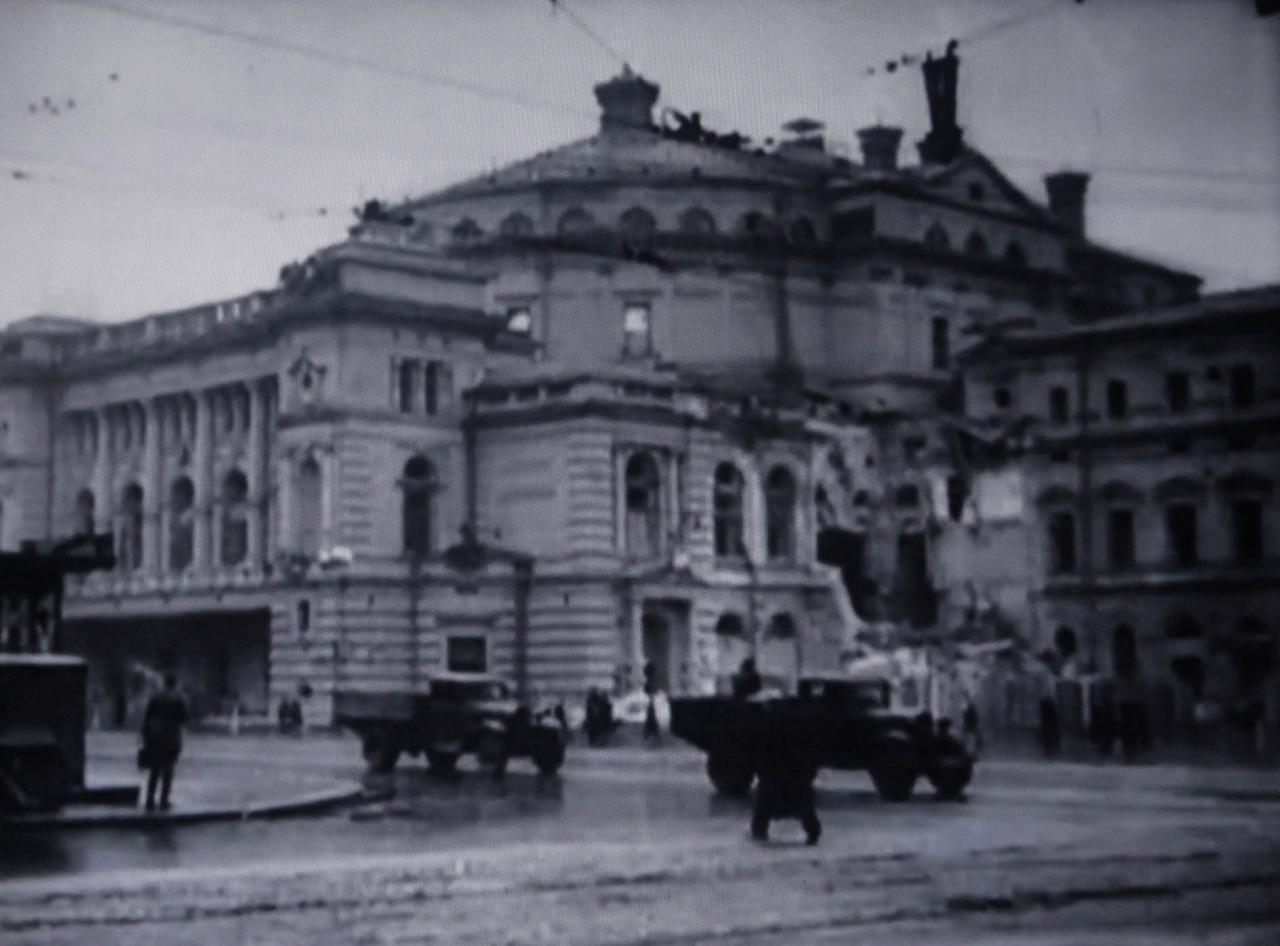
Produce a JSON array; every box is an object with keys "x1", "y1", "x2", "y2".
[
  {"x1": 140, "y1": 673, "x2": 187, "y2": 811},
  {"x1": 751, "y1": 707, "x2": 820, "y2": 845},
  {"x1": 642, "y1": 660, "x2": 661, "y2": 745},
  {"x1": 962, "y1": 698, "x2": 983, "y2": 756},
  {"x1": 1038, "y1": 695, "x2": 1061, "y2": 758}
]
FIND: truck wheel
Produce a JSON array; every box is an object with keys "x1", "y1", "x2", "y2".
[
  {"x1": 532, "y1": 736, "x2": 565, "y2": 776},
  {"x1": 361, "y1": 729, "x2": 401, "y2": 774},
  {"x1": 426, "y1": 751, "x2": 459, "y2": 774},
  {"x1": 928, "y1": 760, "x2": 973, "y2": 800},
  {"x1": 869, "y1": 764, "x2": 917, "y2": 802},
  {"x1": 707, "y1": 754, "x2": 754, "y2": 797}
]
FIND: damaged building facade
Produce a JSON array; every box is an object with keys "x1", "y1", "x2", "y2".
[
  {"x1": 960, "y1": 287, "x2": 1280, "y2": 737},
  {"x1": 4, "y1": 51, "x2": 1250, "y2": 730}
]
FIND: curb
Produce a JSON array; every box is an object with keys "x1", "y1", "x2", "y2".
[{"x1": 1, "y1": 785, "x2": 391, "y2": 832}]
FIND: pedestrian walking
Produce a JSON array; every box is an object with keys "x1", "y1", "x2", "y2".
[
  {"x1": 1038, "y1": 695, "x2": 1061, "y2": 758},
  {"x1": 962, "y1": 697, "x2": 983, "y2": 756},
  {"x1": 642, "y1": 661, "x2": 661, "y2": 745},
  {"x1": 139, "y1": 673, "x2": 187, "y2": 811},
  {"x1": 751, "y1": 708, "x2": 820, "y2": 845}
]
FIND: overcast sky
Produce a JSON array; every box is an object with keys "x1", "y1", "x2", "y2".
[{"x1": 1, "y1": 0, "x2": 1277, "y2": 326}]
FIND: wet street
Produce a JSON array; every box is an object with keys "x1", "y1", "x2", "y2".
[{"x1": 2, "y1": 732, "x2": 1279, "y2": 944}]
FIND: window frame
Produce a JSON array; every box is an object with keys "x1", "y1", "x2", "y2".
[
  {"x1": 622, "y1": 300, "x2": 653, "y2": 358},
  {"x1": 445, "y1": 635, "x2": 488, "y2": 674}
]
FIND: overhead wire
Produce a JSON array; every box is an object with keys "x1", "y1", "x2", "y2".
[
  {"x1": 48, "y1": 0, "x2": 594, "y2": 120},
  {"x1": 546, "y1": 0, "x2": 629, "y2": 69}
]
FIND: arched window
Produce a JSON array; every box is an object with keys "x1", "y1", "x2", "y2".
[
  {"x1": 625, "y1": 452, "x2": 661, "y2": 559},
  {"x1": 1054, "y1": 626, "x2": 1078, "y2": 661},
  {"x1": 619, "y1": 206, "x2": 657, "y2": 245},
  {"x1": 1004, "y1": 241, "x2": 1027, "y2": 267},
  {"x1": 712, "y1": 463, "x2": 745, "y2": 559},
  {"x1": 678, "y1": 206, "x2": 716, "y2": 235},
  {"x1": 714, "y1": 612, "x2": 750, "y2": 683},
  {"x1": 402, "y1": 455, "x2": 435, "y2": 556},
  {"x1": 220, "y1": 469, "x2": 249, "y2": 567},
  {"x1": 788, "y1": 216, "x2": 817, "y2": 246},
  {"x1": 814, "y1": 484, "x2": 835, "y2": 528},
  {"x1": 168, "y1": 478, "x2": 194, "y2": 572},
  {"x1": 965, "y1": 230, "x2": 989, "y2": 257},
  {"x1": 499, "y1": 212, "x2": 535, "y2": 238},
  {"x1": 759, "y1": 612, "x2": 800, "y2": 690},
  {"x1": 765, "y1": 466, "x2": 796, "y2": 560},
  {"x1": 295, "y1": 458, "x2": 322, "y2": 559},
  {"x1": 924, "y1": 223, "x2": 951, "y2": 249},
  {"x1": 556, "y1": 207, "x2": 594, "y2": 237},
  {"x1": 73, "y1": 489, "x2": 95, "y2": 536},
  {"x1": 451, "y1": 217, "x2": 483, "y2": 242},
  {"x1": 119, "y1": 482, "x2": 144, "y2": 572},
  {"x1": 715, "y1": 613, "x2": 744, "y2": 637},
  {"x1": 740, "y1": 211, "x2": 778, "y2": 238}
]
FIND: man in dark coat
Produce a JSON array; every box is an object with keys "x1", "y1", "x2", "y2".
[
  {"x1": 141, "y1": 674, "x2": 187, "y2": 811},
  {"x1": 751, "y1": 706, "x2": 821, "y2": 845}
]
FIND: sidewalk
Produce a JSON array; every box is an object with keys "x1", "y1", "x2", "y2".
[{"x1": 4, "y1": 732, "x2": 378, "y2": 830}]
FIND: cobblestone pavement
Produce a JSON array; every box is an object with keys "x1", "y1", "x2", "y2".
[{"x1": 1, "y1": 732, "x2": 1278, "y2": 944}]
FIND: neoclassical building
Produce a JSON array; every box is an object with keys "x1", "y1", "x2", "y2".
[{"x1": 0, "y1": 55, "x2": 1215, "y2": 725}]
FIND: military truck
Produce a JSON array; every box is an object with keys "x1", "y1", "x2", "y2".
[
  {"x1": 669, "y1": 675, "x2": 973, "y2": 802},
  {"x1": 334, "y1": 674, "x2": 566, "y2": 777},
  {"x1": 0, "y1": 654, "x2": 89, "y2": 813}
]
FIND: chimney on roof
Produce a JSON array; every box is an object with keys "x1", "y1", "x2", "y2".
[
  {"x1": 856, "y1": 125, "x2": 903, "y2": 171},
  {"x1": 917, "y1": 41, "x2": 964, "y2": 164},
  {"x1": 593, "y1": 66, "x2": 660, "y2": 132},
  {"x1": 1044, "y1": 171, "x2": 1090, "y2": 237}
]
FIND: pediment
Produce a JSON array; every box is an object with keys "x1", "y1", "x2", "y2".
[{"x1": 922, "y1": 150, "x2": 1051, "y2": 223}]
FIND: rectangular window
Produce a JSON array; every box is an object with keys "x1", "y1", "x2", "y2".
[
  {"x1": 1048, "y1": 386, "x2": 1070, "y2": 425},
  {"x1": 1166, "y1": 503, "x2": 1198, "y2": 567},
  {"x1": 1107, "y1": 508, "x2": 1135, "y2": 571},
  {"x1": 446, "y1": 636, "x2": 487, "y2": 674},
  {"x1": 1106, "y1": 379, "x2": 1128, "y2": 420},
  {"x1": 1232, "y1": 499, "x2": 1263, "y2": 563},
  {"x1": 1229, "y1": 364, "x2": 1256, "y2": 410},
  {"x1": 424, "y1": 361, "x2": 438, "y2": 416},
  {"x1": 622, "y1": 302, "x2": 652, "y2": 357},
  {"x1": 398, "y1": 359, "x2": 418, "y2": 413},
  {"x1": 1165, "y1": 371, "x2": 1190, "y2": 413},
  {"x1": 1048, "y1": 511, "x2": 1076, "y2": 575},
  {"x1": 930, "y1": 317, "x2": 950, "y2": 370}
]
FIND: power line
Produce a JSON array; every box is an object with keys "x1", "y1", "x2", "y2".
[
  {"x1": 860, "y1": 0, "x2": 1061, "y2": 78},
  {"x1": 546, "y1": 0, "x2": 629, "y2": 69},
  {"x1": 50, "y1": 0, "x2": 593, "y2": 120}
]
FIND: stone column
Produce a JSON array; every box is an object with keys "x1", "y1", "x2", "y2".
[
  {"x1": 141, "y1": 399, "x2": 162, "y2": 577},
  {"x1": 91, "y1": 408, "x2": 113, "y2": 533},
  {"x1": 192, "y1": 389, "x2": 213, "y2": 574},
  {"x1": 247, "y1": 380, "x2": 267, "y2": 569},
  {"x1": 745, "y1": 462, "x2": 766, "y2": 565},
  {"x1": 319, "y1": 448, "x2": 335, "y2": 555},
  {"x1": 276, "y1": 452, "x2": 293, "y2": 557}
]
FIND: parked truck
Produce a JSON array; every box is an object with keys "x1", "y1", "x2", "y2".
[
  {"x1": 670, "y1": 675, "x2": 973, "y2": 802},
  {"x1": 334, "y1": 674, "x2": 566, "y2": 777},
  {"x1": 0, "y1": 654, "x2": 89, "y2": 813}
]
